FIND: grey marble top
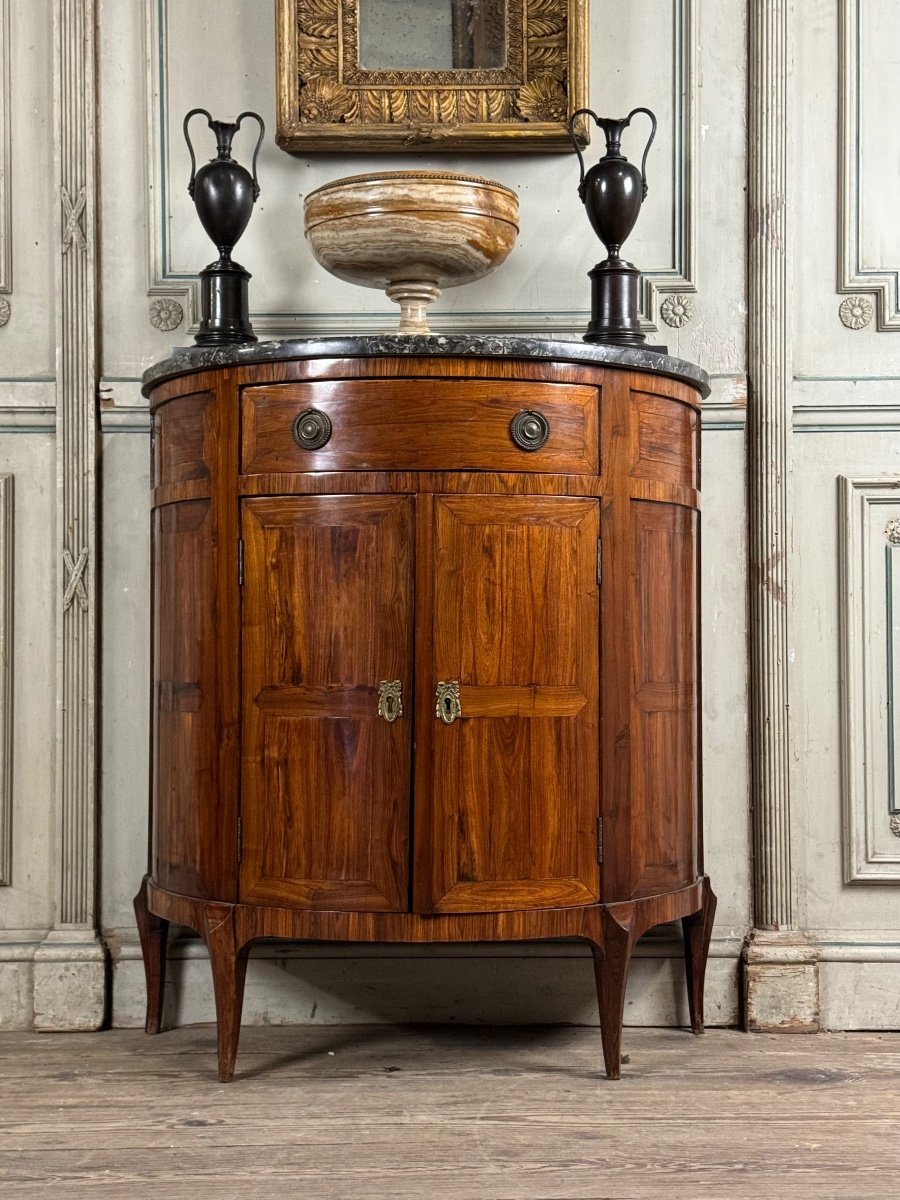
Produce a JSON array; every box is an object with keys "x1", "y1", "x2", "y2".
[{"x1": 141, "y1": 334, "x2": 710, "y2": 398}]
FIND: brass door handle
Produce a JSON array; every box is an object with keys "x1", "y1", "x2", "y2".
[
  {"x1": 377, "y1": 680, "x2": 403, "y2": 722},
  {"x1": 509, "y1": 409, "x2": 550, "y2": 451},
  {"x1": 292, "y1": 407, "x2": 332, "y2": 450},
  {"x1": 435, "y1": 680, "x2": 462, "y2": 724}
]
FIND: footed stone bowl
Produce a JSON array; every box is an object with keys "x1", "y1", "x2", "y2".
[{"x1": 303, "y1": 171, "x2": 519, "y2": 334}]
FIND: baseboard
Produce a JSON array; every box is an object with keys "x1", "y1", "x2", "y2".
[
  {"x1": 109, "y1": 931, "x2": 742, "y2": 1030},
  {"x1": 9, "y1": 928, "x2": 899, "y2": 1032},
  {"x1": 0, "y1": 930, "x2": 106, "y2": 1030}
]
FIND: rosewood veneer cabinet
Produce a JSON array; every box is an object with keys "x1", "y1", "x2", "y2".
[{"x1": 134, "y1": 335, "x2": 717, "y2": 1082}]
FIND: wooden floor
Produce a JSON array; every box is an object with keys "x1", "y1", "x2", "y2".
[{"x1": 1, "y1": 1026, "x2": 898, "y2": 1199}]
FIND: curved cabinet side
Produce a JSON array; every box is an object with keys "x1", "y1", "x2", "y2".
[
  {"x1": 150, "y1": 381, "x2": 239, "y2": 901},
  {"x1": 601, "y1": 371, "x2": 702, "y2": 903}
]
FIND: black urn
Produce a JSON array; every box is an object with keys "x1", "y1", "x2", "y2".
[
  {"x1": 184, "y1": 108, "x2": 265, "y2": 346},
  {"x1": 568, "y1": 106, "x2": 657, "y2": 347}
]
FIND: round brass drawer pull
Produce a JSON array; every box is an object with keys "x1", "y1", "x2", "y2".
[
  {"x1": 292, "y1": 407, "x2": 332, "y2": 450},
  {"x1": 510, "y1": 409, "x2": 550, "y2": 451}
]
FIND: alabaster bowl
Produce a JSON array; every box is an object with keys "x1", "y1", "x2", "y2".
[{"x1": 303, "y1": 170, "x2": 519, "y2": 334}]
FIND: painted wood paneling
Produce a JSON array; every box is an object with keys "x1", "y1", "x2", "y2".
[{"x1": 839, "y1": 476, "x2": 900, "y2": 883}]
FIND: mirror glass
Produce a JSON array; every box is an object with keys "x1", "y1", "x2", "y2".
[{"x1": 359, "y1": 0, "x2": 507, "y2": 71}]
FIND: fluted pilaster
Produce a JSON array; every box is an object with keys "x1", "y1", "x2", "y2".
[
  {"x1": 33, "y1": 0, "x2": 104, "y2": 1032},
  {"x1": 55, "y1": 0, "x2": 98, "y2": 928},
  {"x1": 744, "y1": 1, "x2": 818, "y2": 1030},
  {"x1": 748, "y1": 0, "x2": 793, "y2": 932}
]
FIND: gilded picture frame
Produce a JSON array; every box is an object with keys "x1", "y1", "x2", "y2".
[{"x1": 275, "y1": 0, "x2": 589, "y2": 152}]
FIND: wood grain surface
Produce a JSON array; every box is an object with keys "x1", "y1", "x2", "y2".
[
  {"x1": 414, "y1": 493, "x2": 600, "y2": 914},
  {"x1": 240, "y1": 496, "x2": 413, "y2": 912},
  {"x1": 1, "y1": 1027, "x2": 897, "y2": 1199},
  {"x1": 241, "y1": 379, "x2": 599, "y2": 475},
  {"x1": 146, "y1": 354, "x2": 709, "y2": 1083}
]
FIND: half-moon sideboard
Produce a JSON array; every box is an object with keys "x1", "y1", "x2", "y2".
[{"x1": 134, "y1": 335, "x2": 716, "y2": 1082}]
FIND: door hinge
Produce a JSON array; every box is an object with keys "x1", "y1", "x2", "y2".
[
  {"x1": 237, "y1": 815, "x2": 243, "y2": 863},
  {"x1": 596, "y1": 537, "x2": 602, "y2": 587},
  {"x1": 238, "y1": 539, "x2": 245, "y2": 587},
  {"x1": 596, "y1": 816, "x2": 604, "y2": 863}
]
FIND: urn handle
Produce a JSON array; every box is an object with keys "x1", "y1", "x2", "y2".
[
  {"x1": 183, "y1": 107, "x2": 213, "y2": 200},
  {"x1": 234, "y1": 110, "x2": 266, "y2": 202},
  {"x1": 567, "y1": 106, "x2": 658, "y2": 202},
  {"x1": 183, "y1": 107, "x2": 266, "y2": 201},
  {"x1": 625, "y1": 106, "x2": 658, "y2": 201}
]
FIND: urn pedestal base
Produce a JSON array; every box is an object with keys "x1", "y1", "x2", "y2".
[
  {"x1": 583, "y1": 260, "x2": 658, "y2": 348},
  {"x1": 195, "y1": 262, "x2": 256, "y2": 346}
]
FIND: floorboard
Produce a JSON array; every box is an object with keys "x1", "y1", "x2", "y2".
[{"x1": 0, "y1": 1026, "x2": 898, "y2": 1199}]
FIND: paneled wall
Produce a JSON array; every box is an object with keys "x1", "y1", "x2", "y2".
[
  {"x1": 2, "y1": 0, "x2": 892, "y2": 1033},
  {"x1": 790, "y1": 0, "x2": 900, "y2": 1025},
  {"x1": 0, "y1": 0, "x2": 59, "y2": 1028}
]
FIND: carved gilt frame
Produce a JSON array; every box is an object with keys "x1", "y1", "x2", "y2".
[{"x1": 275, "y1": 0, "x2": 588, "y2": 152}]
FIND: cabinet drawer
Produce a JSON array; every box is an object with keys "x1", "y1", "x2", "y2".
[{"x1": 241, "y1": 380, "x2": 600, "y2": 475}]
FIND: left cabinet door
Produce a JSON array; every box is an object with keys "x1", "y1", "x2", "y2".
[{"x1": 240, "y1": 496, "x2": 413, "y2": 910}]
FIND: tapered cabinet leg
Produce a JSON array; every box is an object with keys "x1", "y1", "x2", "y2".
[
  {"x1": 590, "y1": 905, "x2": 637, "y2": 1080},
  {"x1": 133, "y1": 875, "x2": 169, "y2": 1035},
  {"x1": 203, "y1": 903, "x2": 252, "y2": 1083},
  {"x1": 682, "y1": 875, "x2": 717, "y2": 1034}
]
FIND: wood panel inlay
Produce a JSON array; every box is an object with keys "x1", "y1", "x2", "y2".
[
  {"x1": 630, "y1": 391, "x2": 698, "y2": 489},
  {"x1": 153, "y1": 391, "x2": 212, "y2": 489},
  {"x1": 152, "y1": 500, "x2": 231, "y2": 900},
  {"x1": 629, "y1": 501, "x2": 698, "y2": 896}
]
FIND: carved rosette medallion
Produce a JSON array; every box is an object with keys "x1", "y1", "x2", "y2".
[
  {"x1": 660, "y1": 294, "x2": 695, "y2": 328},
  {"x1": 885, "y1": 519, "x2": 900, "y2": 546},
  {"x1": 149, "y1": 297, "x2": 184, "y2": 332},
  {"x1": 0, "y1": 298, "x2": 9, "y2": 327},
  {"x1": 277, "y1": 0, "x2": 584, "y2": 151},
  {"x1": 839, "y1": 295, "x2": 874, "y2": 330},
  {"x1": 299, "y1": 77, "x2": 359, "y2": 124},
  {"x1": 516, "y1": 76, "x2": 567, "y2": 122},
  {"x1": 890, "y1": 814, "x2": 900, "y2": 839}
]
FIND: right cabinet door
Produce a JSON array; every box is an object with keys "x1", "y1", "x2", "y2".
[{"x1": 414, "y1": 495, "x2": 601, "y2": 913}]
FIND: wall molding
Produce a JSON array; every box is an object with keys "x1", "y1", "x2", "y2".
[
  {"x1": 839, "y1": 476, "x2": 900, "y2": 883},
  {"x1": 143, "y1": 0, "x2": 697, "y2": 337},
  {"x1": 639, "y1": 0, "x2": 698, "y2": 325},
  {"x1": 794, "y1": 405, "x2": 900, "y2": 431},
  {"x1": 838, "y1": 0, "x2": 900, "y2": 330},
  {"x1": 143, "y1": 0, "x2": 196, "y2": 331},
  {"x1": 100, "y1": 408, "x2": 151, "y2": 433},
  {"x1": 0, "y1": 0, "x2": 11, "y2": 296},
  {"x1": 0, "y1": 474, "x2": 12, "y2": 885}
]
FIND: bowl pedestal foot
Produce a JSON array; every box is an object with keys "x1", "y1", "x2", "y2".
[{"x1": 386, "y1": 280, "x2": 441, "y2": 334}]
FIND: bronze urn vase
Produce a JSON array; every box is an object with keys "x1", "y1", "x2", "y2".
[
  {"x1": 183, "y1": 108, "x2": 265, "y2": 345},
  {"x1": 568, "y1": 106, "x2": 657, "y2": 347}
]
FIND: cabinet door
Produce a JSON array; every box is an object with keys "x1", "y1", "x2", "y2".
[
  {"x1": 240, "y1": 496, "x2": 412, "y2": 910},
  {"x1": 414, "y1": 495, "x2": 601, "y2": 913}
]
